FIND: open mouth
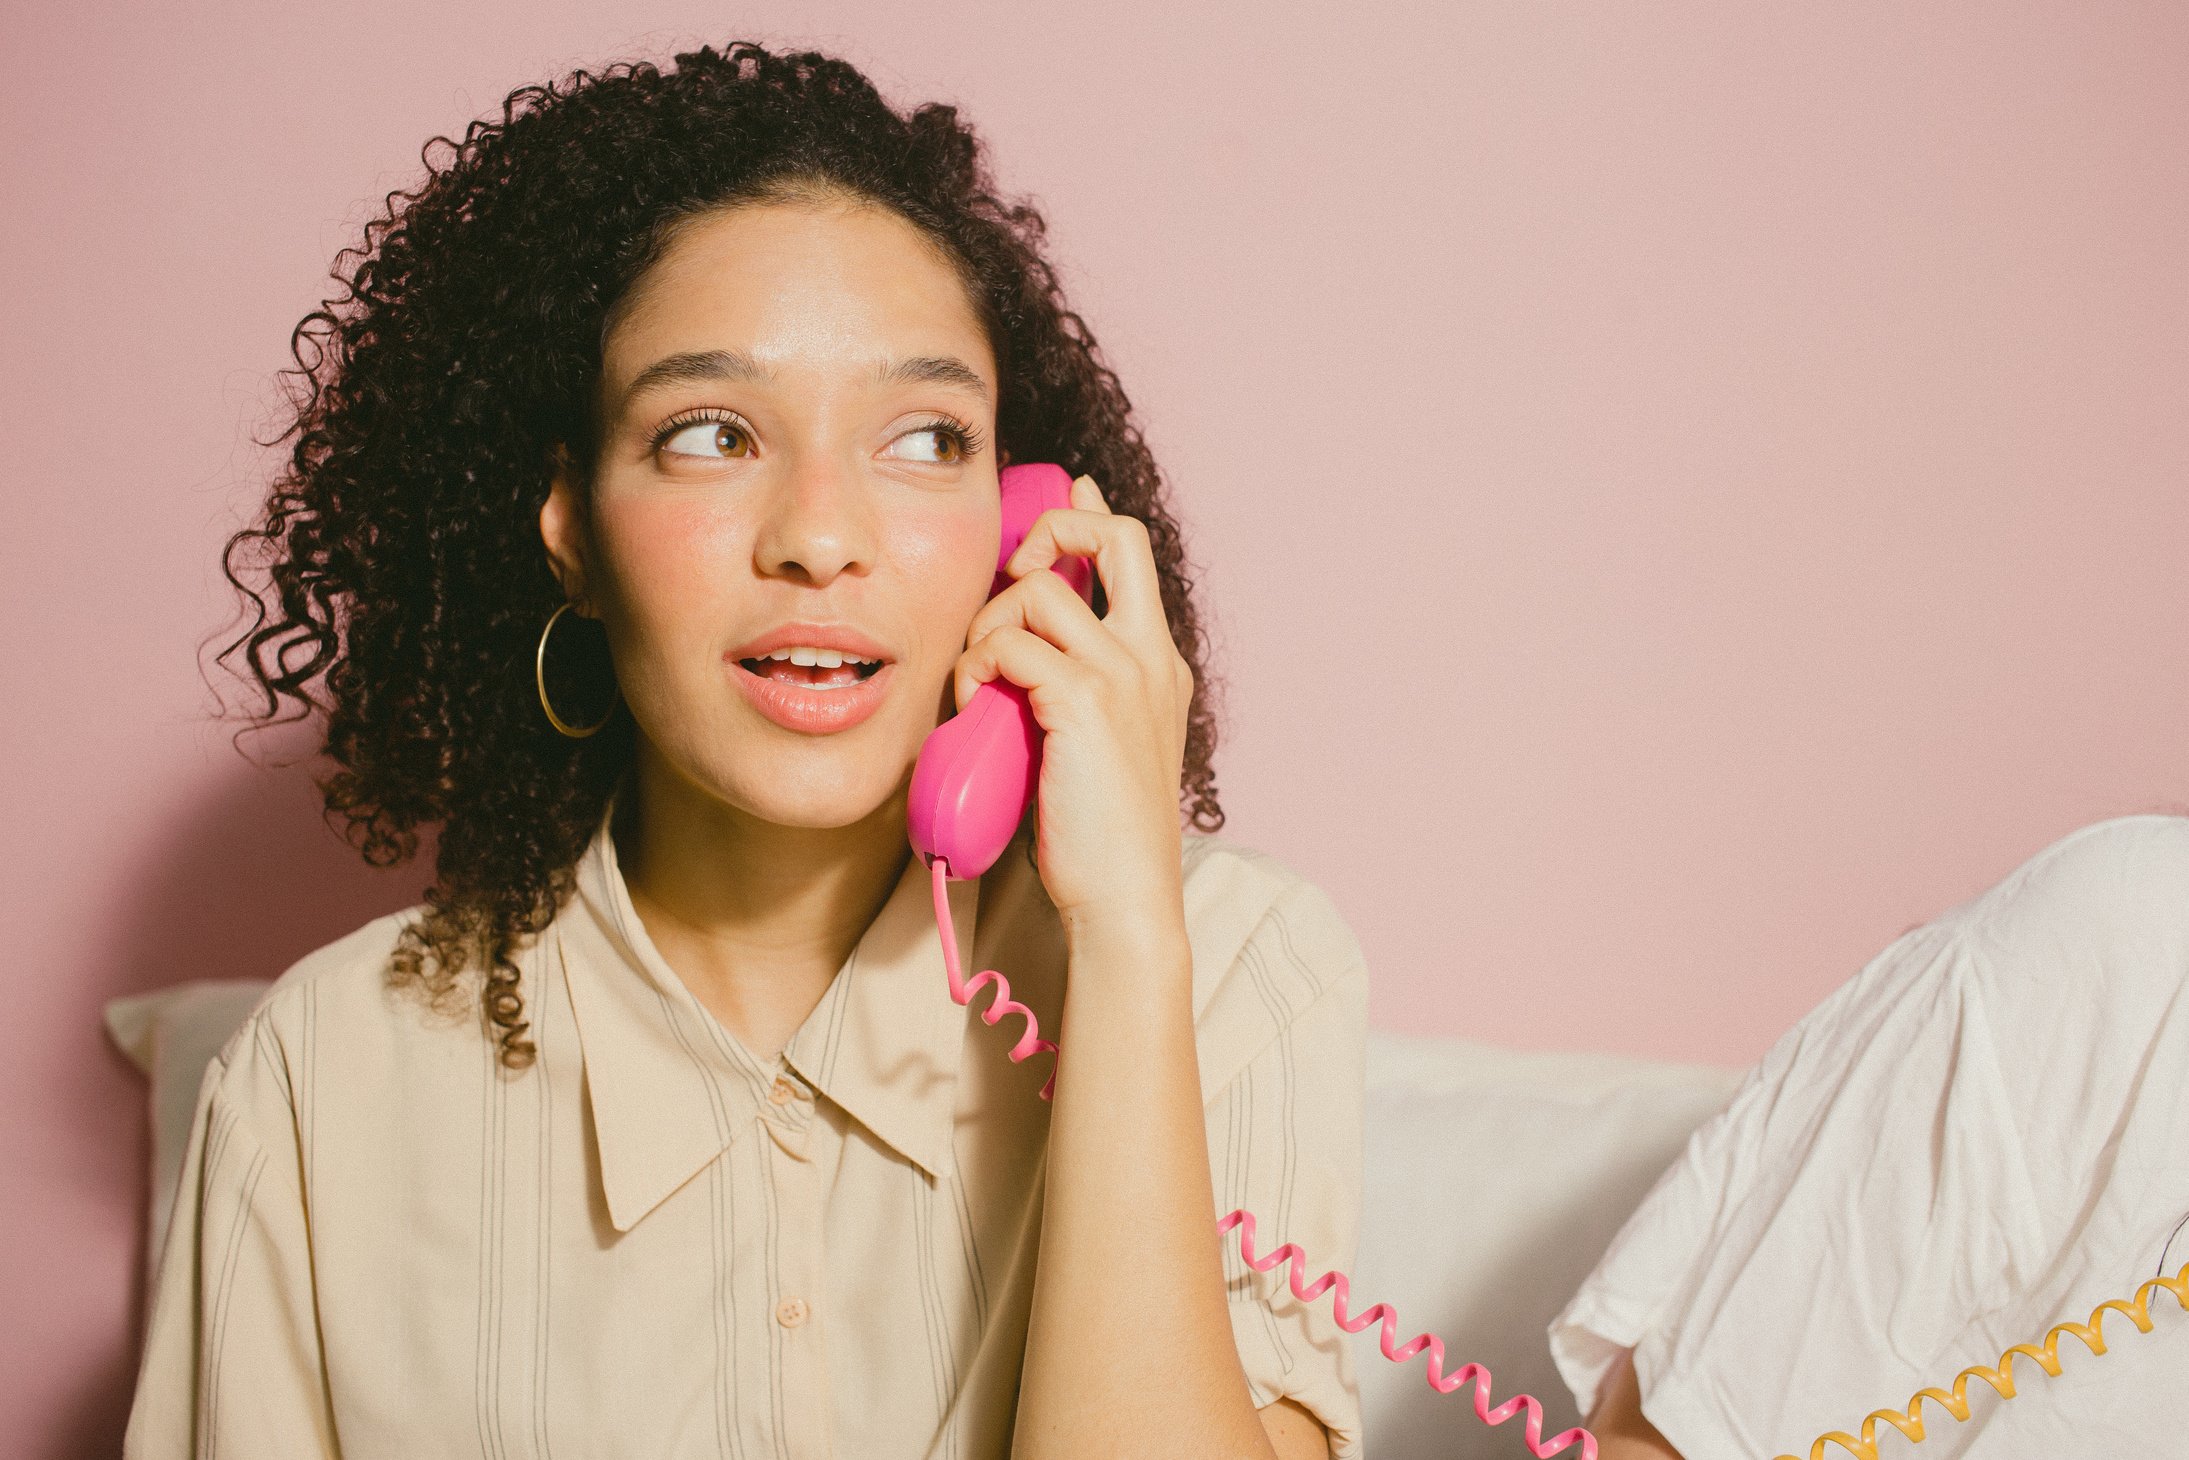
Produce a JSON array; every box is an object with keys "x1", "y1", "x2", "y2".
[{"x1": 734, "y1": 646, "x2": 887, "y2": 693}]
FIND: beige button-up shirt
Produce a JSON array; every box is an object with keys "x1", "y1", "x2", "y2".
[{"x1": 122, "y1": 790, "x2": 1369, "y2": 1459}]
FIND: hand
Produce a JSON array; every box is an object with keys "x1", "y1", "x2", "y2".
[{"x1": 953, "y1": 474, "x2": 1194, "y2": 943}]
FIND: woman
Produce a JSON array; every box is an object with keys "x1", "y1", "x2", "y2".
[
  {"x1": 1555, "y1": 813, "x2": 2189, "y2": 1458},
  {"x1": 123, "y1": 42, "x2": 1367, "y2": 1460}
]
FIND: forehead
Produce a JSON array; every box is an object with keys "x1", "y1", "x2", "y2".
[{"x1": 601, "y1": 197, "x2": 994, "y2": 394}]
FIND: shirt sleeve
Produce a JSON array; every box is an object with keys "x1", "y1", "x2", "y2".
[
  {"x1": 1203, "y1": 878, "x2": 1371, "y2": 1460},
  {"x1": 1548, "y1": 816, "x2": 2189, "y2": 1460},
  {"x1": 124, "y1": 1012, "x2": 338, "y2": 1459},
  {"x1": 1546, "y1": 912, "x2": 2022, "y2": 1459}
]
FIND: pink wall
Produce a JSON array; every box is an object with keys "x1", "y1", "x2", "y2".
[{"x1": 5, "y1": 1, "x2": 2186, "y2": 1451}]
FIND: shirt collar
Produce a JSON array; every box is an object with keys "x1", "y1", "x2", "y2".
[{"x1": 559, "y1": 783, "x2": 981, "y2": 1232}]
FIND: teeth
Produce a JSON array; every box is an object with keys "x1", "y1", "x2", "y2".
[{"x1": 754, "y1": 646, "x2": 877, "y2": 667}]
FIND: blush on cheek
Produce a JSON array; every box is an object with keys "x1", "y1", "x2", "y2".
[
  {"x1": 599, "y1": 496, "x2": 748, "y2": 635},
  {"x1": 616, "y1": 493, "x2": 739, "y2": 573},
  {"x1": 902, "y1": 512, "x2": 1002, "y2": 627}
]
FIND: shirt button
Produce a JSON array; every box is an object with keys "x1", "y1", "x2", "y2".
[
  {"x1": 768, "y1": 1077, "x2": 799, "y2": 1106},
  {"x1": 775, "y1": 1296, "x2": 809, "y2": 1327}
]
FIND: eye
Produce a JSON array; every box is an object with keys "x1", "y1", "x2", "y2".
[
  {"x1": 652, "y1": 413, "x2": 755, "y2": 460},
  {"x1": 885, "y1": 420, "x2": 979, "y2": 465}
]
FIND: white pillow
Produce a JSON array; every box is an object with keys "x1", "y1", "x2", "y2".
[
  {"x1": 105, "y1": 978, "x2": 276, "y2": 1299},
  {"x1": 1353, "y1": 1030, "x2": 1743, "y2": 1459}
]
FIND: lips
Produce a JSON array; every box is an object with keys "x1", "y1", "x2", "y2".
[{"x1": 725, "y1": 622, "x2": 896, "y2": 735}]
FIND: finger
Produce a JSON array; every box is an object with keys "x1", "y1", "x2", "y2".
[
  {"x1": 954, "y1": 622, "x2": 1084, "y2": 715},
  {"x1": 1005, "y1": 506, "x2": 1164, "y2": 639},
  {"x1": 1069, "y1": 473, "x2": 1111, "y2": 515},
  {"x1": 966, "y1": 556, "x2": 1121, "y2": 665}
]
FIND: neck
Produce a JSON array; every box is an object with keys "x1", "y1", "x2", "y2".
[{"x1": 612, "y1": 746, "x2": 912, "y2": 1054}]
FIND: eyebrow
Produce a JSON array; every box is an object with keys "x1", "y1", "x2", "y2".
[
  {"x1": 620, "y1": 348, "x2": 767, "y2": 407},
  {"x1": 618, "y1": 349, "x2": 994, "y2": 411},
  {"x1": 878, "y1": 355, "x2": 992, "y2": 400}
]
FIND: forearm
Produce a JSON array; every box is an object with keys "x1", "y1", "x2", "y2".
[
  {"x1": 1587, "y1": 1347, "x2": 1685, "y2": 1460},
  {"x1": 1011, "y1": 916, "x2": 1274, "y2": 1460}
]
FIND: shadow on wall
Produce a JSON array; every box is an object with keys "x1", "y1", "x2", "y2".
[{"x1": 56, "y1": 720, "x2": 431, "y2": 1457}]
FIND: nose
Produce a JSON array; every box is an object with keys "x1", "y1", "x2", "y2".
[{"x1": 752, "y1": 455, "x2": 878, "y2": 588}]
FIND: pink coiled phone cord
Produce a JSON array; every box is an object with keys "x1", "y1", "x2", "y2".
[{"x1": 927, "y1": 855, "x2": 1599, "y2": 1460}]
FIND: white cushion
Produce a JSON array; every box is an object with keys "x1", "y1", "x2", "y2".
[
  {"x1": 105, "y1": 982, "x2": 1742, "y2": 1454},
  {"x1": 1354, "y1": 1030, "x2": 1742, "y2": 1459},
  {"x1": 104, "y1": 978, "x2": 274, "y2": 1296}
]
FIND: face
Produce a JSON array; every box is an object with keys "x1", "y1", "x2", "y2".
[{"x1": 540, "y1": 195, "x2": 1002, "y2": 831}]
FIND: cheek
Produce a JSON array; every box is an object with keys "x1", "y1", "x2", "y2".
[
  {"x1": 593, "y1": 496, "x2": 744, "y2": 644},
  {"x1": 895, "y1": 510, "x2": 999, "y2": 647}
]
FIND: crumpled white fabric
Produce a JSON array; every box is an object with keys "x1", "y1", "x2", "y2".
[{"x1": 1548, "y1": 815, "x2": 2189, "y2": 1459}]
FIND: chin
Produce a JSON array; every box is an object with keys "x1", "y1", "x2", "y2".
[{"x1": 713, "y1": 743, "x2": 909, "y2": 831}]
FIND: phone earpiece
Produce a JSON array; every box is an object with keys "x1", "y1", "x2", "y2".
[
  {"x1": 907, "y1": 463, "x2": 1095, "y2": 880},
  {"x1": 990, "y1": 463, "x2": 1095, "y2": 604}
]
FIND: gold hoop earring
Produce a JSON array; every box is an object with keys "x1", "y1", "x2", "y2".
[{"x1": 536, "y1": 601, "x2": 619, "y2": 738}]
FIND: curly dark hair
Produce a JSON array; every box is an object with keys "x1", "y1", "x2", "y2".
[{"x1": 214, "y1": 40, "x2": 1225, "y2": 1073}]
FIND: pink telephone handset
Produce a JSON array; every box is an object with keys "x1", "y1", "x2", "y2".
[
  {"x1": 908, "y1": 462, "x2": 1598, "y2": 1460},
  {"x1": 907, "y1": 462, "x2": 1094, "y2": 882}
]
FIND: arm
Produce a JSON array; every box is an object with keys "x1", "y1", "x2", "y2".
[
  {"x1": 1259, "y1": 1397, "x2": 1337, "y2": 1458},
  {"x1": 1013, "y1": 914, "x2": 1299, "y2": 1460},
  {"x1": 122, "y1": 1026, "x2": 337, "y2": 1458},
  {"x1": 1586, "y1": 1348, "x2": 1685, "y2": 1460},
  {"x1": 960, "y1": 473, "x2": 1312, "y2": 1459}
]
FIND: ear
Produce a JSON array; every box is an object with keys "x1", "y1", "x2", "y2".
[{"x1": 539, "y1": 444, "x2": 594, "y2": 611}]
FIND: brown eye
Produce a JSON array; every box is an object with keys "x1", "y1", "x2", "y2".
[
  {"x1": 659, "y1": 419, "x2": 753, "y2": 459},
  {"x1": 888, "y1": 425, "x2": 965, "y2": 464}
]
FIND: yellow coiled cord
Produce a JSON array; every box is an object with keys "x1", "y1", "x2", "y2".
[{"x1": 1774, "y1": 1260, "x2": 2189, "y2": 1459}]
